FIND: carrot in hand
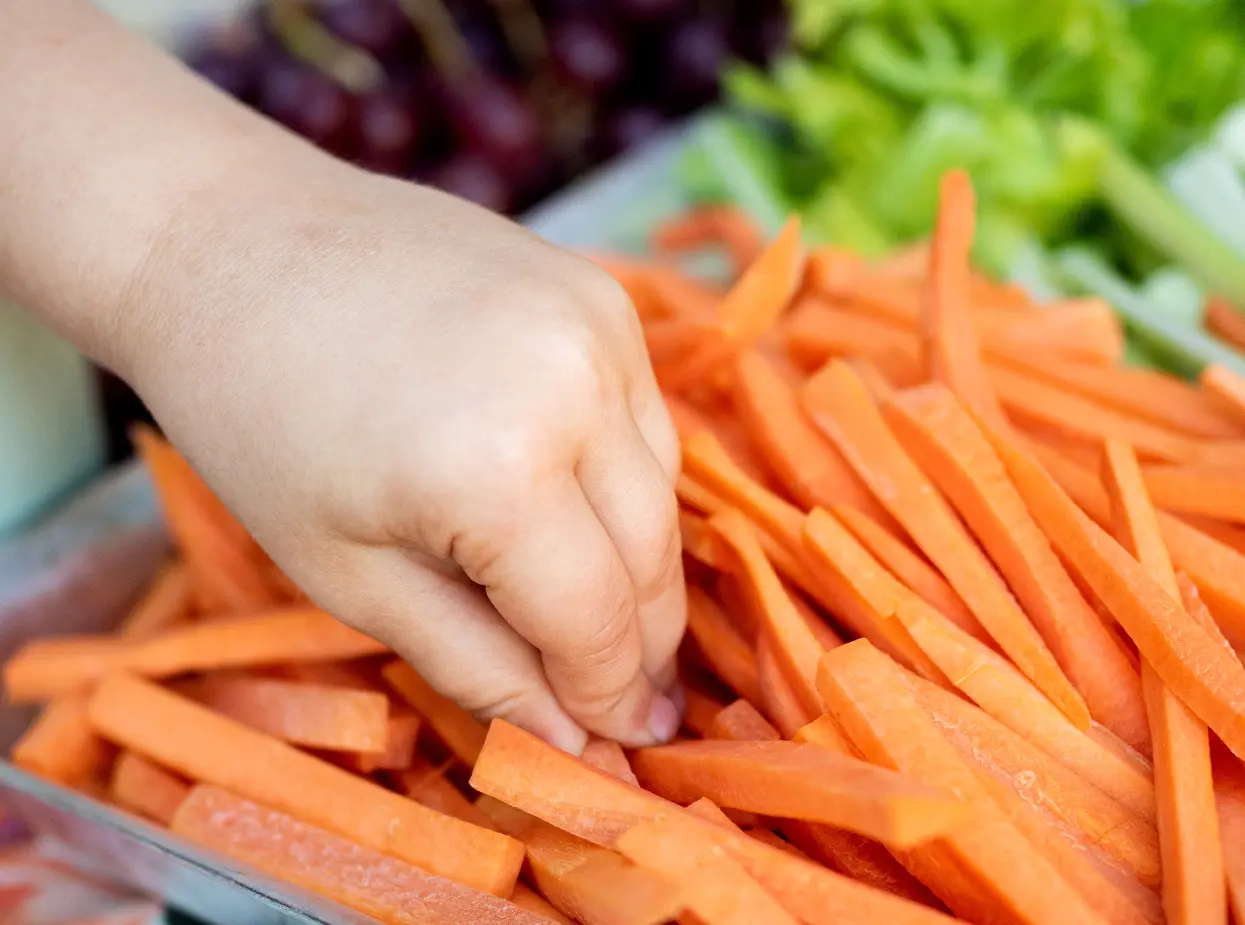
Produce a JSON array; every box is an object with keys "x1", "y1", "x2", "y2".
[
  {"x1": 109, "y1": 751, "x2": 191, "y2": 826},
  {"x1": 88, "y1": 674, "x2": 522, "y2": 895}
]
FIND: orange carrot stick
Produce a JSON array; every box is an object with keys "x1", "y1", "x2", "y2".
[
  {"x1": 685, "y1": 586, "x2": 762, "y2": 707},
  {"x1": 706, "y1": 700, "x2": 781, "y2": 743},
  {"x1": 109, "y1": 751, "x2": 190, "y2": 826},
  {"x1": 120, "y1": 561, "x2": 194, "y2": 637},
  {"x1": 615, "y1": 818, "x2": 800, "y2": 925},
  {"x1": 509, "y1": 885, "x2": 575, "y2": 925},
  {"x1": 989, "y1": 365, "x2": 1200, "y2": 462},
  {"x1": 184, "y1": 674, "x2": 391, "y2": 753},
  {"x1": 921, "y1": 171, "x2": 1008, "y2": 432},
  {"x1": 10, "y1": 694, "x2": 113, "y2": 788},
  {"x1": 1212, "y1": 748, "x2": 1245, "y2": 924},
  {"x1": 1204, "y1": 295, "x2": 1245, "y2": 352},
  {"x1": 831, "y1": 503, "x2": 982, "y2": 641},
  {"x1": 652, "y1": 204, "x2": 765, "y2": 273},
  {"x1": 802, "y1": 361, "x2": 1088, "y2": 726},
  {"x1": 818, "y1": 640, "x2": 1114, "y2": 925},
  {"x1": 755, "y1": 636, "x2": 815, "y2": 738},
  {"x1": 683, "y1": 687, "x2": 728, "y2": 738},
  {"x1": 172, "y1": 785, "x2": 543, "y2": 925},
  {"x1": 1139, "y1": 465, "x2": 1245, "y2": 524},
  {"x1": 470, "y1": 720, "x2": 959, "y2": 925},
  {"x1": 479, "y1": 796, "x2": 687, "y2": 925},
  {"x1": 707, "y1": 511, "x2": 826, "y2": 717},
  {"x1": 88, "y1": 674, "x2": 522, "y2": 895},
  {"x1": 884, "y1": 384, "x2": 1150, "y2": 752},
  {"x1": 667, "y1": 393, "x2": 771, "y2": 485},
  {"x1": 632, "y1": 739, "x2": 969, "y2": 847},
  {"x1": 1202, "y1": 362, "x2": 1245, "y2": 426},
  {"x1": 4, "y1": 608, "x2": 387, "y2": 703},
  {"x1": 133, "y1": 426, "x2": 273, "y2": 613},
  {"x1": 580, "y1": 737, "x2": 639, "y2": 786},
  {"x1": 784, "y1": 299, "x2": 920, "y2": 370},
  {"x1": 405, "y1": 767, "x2": 498, "y2": 831},
  {"x1": 985, "y1": 424, "x2": 1245, "y2": 760},
  {"x1": 732, "y1": 350, "x2": 895, "y2": 526},
  {"x1": 338, "y1": 710, "x2": 422, "y2": 773},
  {"x1": 1100, "y1": 438, "x2": 1226, "y2": 925},
  {"x1": 381, "y1": 660, "x2": 488, "y2": 766}
]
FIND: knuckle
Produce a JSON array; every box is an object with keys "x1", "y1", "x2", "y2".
[{"x1": 562, "y1": 582, "x2": 640, "y2": 679}]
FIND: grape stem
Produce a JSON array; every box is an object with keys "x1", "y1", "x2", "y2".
[
  {"x1": 264, "y1": 0, "x2": 384, "y2": 94},
  {"x1": 394, "y1": 0, "x2": 475, "y2": 79},
  {"x1": 483, "y1": 0, "x2": 548, "y2": 73}
]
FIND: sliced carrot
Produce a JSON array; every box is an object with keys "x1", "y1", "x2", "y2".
[
  {"x1": 989, "y1": 365, "x2": 1200, "y2": 462},
  {"x1": 732, "y1": 350, "x2": 894, "y2": 526},
  {"x1": 706, "y1": 699, "x2": 781, "y2": 742},
  {"x1": 172, "y1": 785, "x2": 541, "y2": 925},
  {"x1": 633, "y1": 739, "x2": 968, "y2": 847},
  {"x1": 831, "y1": 503, "x2": 982, "y2": 642},
  {"x1": 479, "y1": 795, "x2": 688, "y2": 925},
  {"x1": 681, "y1": 510, "x2": 730, "y2": 571},
  {"x1": 884, "y1": 384, "x2": 1150, "y2": 752},
  {"x1": 4, "y1": 608, "x2": 387, "y2": 703},
  {"x1": 184, "y1": 674, "x2": 391, "y2": 753},
  {"x1": 683, "y1": 686, "x2": 728, "y2": 738},
  {"x1": 818, "y1": 639, "x2": 1114, "y2": 925},
  {"x1": 750, "y1": 828, "x2": 815, "y2": 861},
  {"x1": 616, "y1": 818, "x2": 800, "y2": 925},
  {"x1": 1204, "y1": 295, "x2": 1245, "y2": 352},
  {"x1": 88, "y1": 674, "x2": 522, "y2": 895},
  {"x1": 755, "y1": 636, "x2": 815, "y2": 738},
  {"x1": 1182, "y1": 515, "x2": 1245, "y2": 555},
  {"x1": 381, "y1": 659, "x2": 488, "y2": 766},
  {"x1": 652, "y1": 204, "x2": 765, "y2": 273},
  {"x1": 1177, "y1": 571, "x2": 1241, "y2": 665},
  {"x1": 405, "y1": 767, "x2": 498, "y2": 831},
  {"x1": 581, "y1": 737, "x2": 640, "y2": 787},
  {"x1": 994, "y1": 351, "x2": 1244, "y2": 440},
  {"x1": 1202, "y1": 362, "x2": 1245, "y2": 426},
  {"x1": 109, "y1": 751, "x2": 190, "y2": 826},
  {"x1": 921, "y1": 171, "x2": 1008, "y2": 432},
  {"x1": 843, "y1": 356, "x2": 900, "y2": 403},
  {"x1": 985, "y1": 298, "x2": 1125, "y2": 365},
  {"x1": 793, "y1": 715, "x2": 857, "y2": 755},
  {"x1": 1100, "y1": 438, "x2": 1226, "y2": 925},
  {"x1": 802, "y1": 361, "x2": 1088, "y2": 726},
  {"x1": 914, "y1": 678, "x2": 1160, "y2": 887},
  {"x1": 985, "y1": 424, "x2": 1245, "y2": 760},
  {"x1": 784, "y1": 299, "x2": 920, "y2": 370},
  {"x1": 685, "y1": 586, "x2": 762, "y2": 706},
  {"x1": 1139, "y1": 464, "x2": 1245, "y2": 524},
  {"x1": 339, "y1": 710, "x2": 422, "y2": 773},
  {"x1": 509, "y1": 884, "x2": 575, "y2": 925},
  {"x1": 10, "y1": 694, "x2": 113, "y2": 787},
  {"x1": 133, "y1": 425, "x2": 273, "y2": 613},
  {"x1": 646, "y1": 315, "x2": 721, "y2": 366},
  {"x1": 470, "y1": 720, "x2": 959, "y2": 925},
  {"x1": 707, "y1": 511, "x2": 825, "y2": 717},
  {"x1": 1212, "y1": 747, "x2": 1245, "y2": 924},
  {"x1": 120, "y1": 561, "x2": 193, "y2": 637}
]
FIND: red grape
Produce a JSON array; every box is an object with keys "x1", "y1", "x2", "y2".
[
  {"x1": 662, "y1": 15, "x2": 731, "y2": 107},
  {"x1": 548, "y1": 16, "x2": 627, "y2": 95},
  {"x1": 187, "y1": 46, "x2": 258, "y2": 100},
  {"x1": 426, "y1": 152, "x2": 514, "y2": 213},
  {"x1": 320, "y1": 0, "x2": 411, "y2": 58},
  {"x1": 442, "y1": 74, "x2": 543, "y2": 180},
  {"x1": 355, "y1": 89, "x2": 422, "y2": 173},
  {"x1": 598, "y1": 104, "x2": 667, "y2": 157},
  {"x1": 616, "y1": 0, "x2": 690, "y2": 23},
  {"x1": 259, "y1": 58, "x2": 355, "y2": 152},
  {"x1": 735, "y1": 6, "x2": 789, "y2": 63}
]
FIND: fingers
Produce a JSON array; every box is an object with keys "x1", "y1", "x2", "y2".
[
  {"x1": 579, "y1": 412, "x2": 686, "y2": 695},
  {"x1": 304, "y1": 542, "x2": 588, "y2": 754},
  {"x1": 460, "y1": 475, "x2": 678, "y2": 746}
]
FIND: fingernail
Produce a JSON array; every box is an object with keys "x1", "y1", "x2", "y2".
[{"x1": 647, "y1": 694, "x2": 681, "y2": 743}]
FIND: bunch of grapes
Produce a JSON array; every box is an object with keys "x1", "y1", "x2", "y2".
[{"x1": 183, "y1": 0, "x2": 788, "y2": 215}]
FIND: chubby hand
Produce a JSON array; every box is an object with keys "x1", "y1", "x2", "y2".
[{"x1": 114, "y1": 155, "x2": 686, "y2": 754}]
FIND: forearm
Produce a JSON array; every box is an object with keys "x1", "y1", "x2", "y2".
[{"x1": 0, "y1": 1, "x2": 312, "y2": 373}]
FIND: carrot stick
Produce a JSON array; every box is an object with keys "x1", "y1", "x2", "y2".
[
  {"x1": 133, "y1": 426, "x2": 273, "y2": 613},
  {"x1": 755, "y1": 636, "x2": 815, "y2": 738},
  {"x1": 884, "y1": 384, "x2": 1150, "y2": 752},
  {"x1": 984, "y1": 424, "x2": 1245, "y2": 760},
  {"x1": 509, "y1": 884, "x2": 575, "y2": 925},
  {"x1": 818, "y1": 639, "x2": 1115, "y2": 925},
  {"x1": 732, "y1": 350, "x2": 895, "y2": 527},
  {"x1": 1138, "y1": 464, "x2": 1245, "y2": 524},
  {"x1": 985, "y1": 298, "x2": 1125, "y2": 365},
  {"x1": 989, "y1": 365, "x2": 1200, "y2": 462},
  {"x1": 88, "y1": 674, "x2": 522, "y2": 895},
  {"x1": 706, "y1": 511, "x2": 825, "y2": 717},
  {"x1": 1177, "y1": 571, "x2": 1241, "y2": 665},
  {"x1": 1204, "y1": 295, "x2": 1245, "y2": 352},
  {"x1": 682, "y1": 687, "x2": 728, "y2": 738},
  {"x1": 706, "y1": 700, "x2": 782, "y2": 743},
  {"x1": 802, "y1": 361, "x2": 1088, "y2": 727},
  {"x1": 632, "y1": 739, "x2": 969, "y2": 847},
  {"x1": 914, "y1": 678, "x2": 1160, "y2": 887},
  {"x1": 171, "y1": 785, "x2": 542, "y2": 925},
  {"x1": 1100, "y1": 438, "x2": 1226, "y2": 925},
  {"x1": 183, "y1": 674, "x2": 391, "y2": 753},
  {"x1": 10, "y1": 694, "x2": 113, "y2": 788},
  {"x1": 109, "y1": 751, "x2": 190, "y2": 826},
  {"x1": 784, "y1": 299, "x2": 920, "y2": 370},
  {"x1": 615, "y1": 818, "x2": 801, "y2": 925},
  {"x1": 921, "y1": 170, "x2": 1008, "y2": 432},
  {"x1": 652, "y1": 204, "x2": 766, "y2": 273},
  {"x1": 120, "y1": 561, "x2": 193, "y2": 637},
  {"x1": 831, "y1": 503, "x2": 982, "y2": 642},
  {"x1": 581, "y1": 737, "x2": 640, "y2": 787},
  {"x1": 469, "y1": 720, "x2": 960, "y2": 925},
  {"x1": 405, "y1": 767, "x2": 498, "y2": 831},
  {"x1": 994, "y1": 352, "x2": 1244, "y2": 440},
  {"x1": 1201, "y1": 362, "x2": 1245, "y2": 426},
  {"x1": 478, "y1": 795, "x2": 688, "y2": 925},
  {"x1": 4, "y1": 608, "x2": 387, "y2": 703},
  {"x1": 685, "y1": 586, "x2": 762, "y2": 707},
  {"x1": 338, "y1": 710, "x2": 422, "y2": 773},
  {"x1": 1212, "y1": 748, "x2": 1245, "y2": 924},
  {"x1": 749, "y1": 829, "x2": 814, "y2": 861},
  {"x1": 667, "y1": 394, "x2": 771, "y2": 485},
  {"x1": 381, "y1": 660, "x2": 487, "y2": 766}
]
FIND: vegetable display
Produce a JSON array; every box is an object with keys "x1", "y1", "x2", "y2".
[
  {"x1": 12, "y1": 176, "x2": 1245, "y2": 923},
  {"x1": 689, "y1": 0, "x2": 1245, "y2": 373}
]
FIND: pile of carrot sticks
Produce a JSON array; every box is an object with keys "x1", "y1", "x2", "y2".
[{"x1": 7, "y1": 170, "x2": 1245, "y2": 925}]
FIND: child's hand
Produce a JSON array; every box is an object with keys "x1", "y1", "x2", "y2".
[{"x1": 115, "y1": 163, "x2": 685, "y2": 755}]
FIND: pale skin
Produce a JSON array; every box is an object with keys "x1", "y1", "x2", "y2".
[{"x1": 0, "y1": 1, "x2": 686, "y2": 753}]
